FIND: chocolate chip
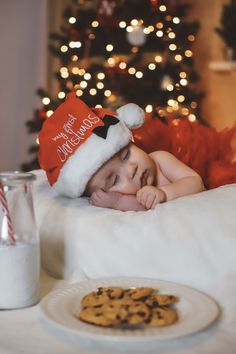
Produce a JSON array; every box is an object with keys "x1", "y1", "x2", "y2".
[
  {"x1": 137, "y1": 295, "x2": 149, "y2": 302},
  {"x1": 137, "y1": 311, "x2": 146, "y2": 317}
]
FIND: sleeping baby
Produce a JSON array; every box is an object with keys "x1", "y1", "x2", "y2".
[{"x1": 38, "y1": 92, "x2": 205, "y2": 211}]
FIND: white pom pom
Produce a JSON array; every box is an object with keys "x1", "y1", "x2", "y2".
[{"x1": 116, "y1": 103, "x2": 144, "y2": 129}]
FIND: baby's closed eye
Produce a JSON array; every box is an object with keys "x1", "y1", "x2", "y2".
[
  {"x1": 120, "y1": 147, "x2": 130, "y2": 160},
  {"x1": 112, "y1": 175, "x2": 119, "y2": 186}
]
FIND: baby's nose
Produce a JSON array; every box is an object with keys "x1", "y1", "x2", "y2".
[{"x1": 127, "y1": 163, "x2": 138, "y2": 179}]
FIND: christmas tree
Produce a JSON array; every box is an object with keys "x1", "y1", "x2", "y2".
[{"x1": 22, "y1": 0, "x2": 203, "y2": 171}]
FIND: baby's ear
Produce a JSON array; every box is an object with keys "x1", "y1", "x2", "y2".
[{"x1": 116, "y1": 103, "x2": 144, "y2": 129}]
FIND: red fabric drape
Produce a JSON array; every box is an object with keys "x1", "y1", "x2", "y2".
[{"x1": 133, "y1": 114, "x2": 236, "y2": 189}]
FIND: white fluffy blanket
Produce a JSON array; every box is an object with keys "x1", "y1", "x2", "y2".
[{"x1": 32, "y1": 170, "x2": 236, "y2": 353}]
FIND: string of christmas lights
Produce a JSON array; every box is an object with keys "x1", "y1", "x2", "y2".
[{"x1": 41, "y1": 1, "x2": 200, "y2": 121}]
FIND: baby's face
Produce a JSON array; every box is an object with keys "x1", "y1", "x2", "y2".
[{"x1": 86, "y1": 143, "x2": 156, "y2": 195}]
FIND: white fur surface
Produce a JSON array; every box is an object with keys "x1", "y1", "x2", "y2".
[
  {"x1": 117, "y1": 103, "x2": 144, "y2": 128},
  {"x1": 32, "y1": 169, "x2": 236, "y2": 354}
]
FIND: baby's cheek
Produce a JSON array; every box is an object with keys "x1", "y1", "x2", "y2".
[{"x1": 111, "y1": 181, "x2": 139, "y2": 195}]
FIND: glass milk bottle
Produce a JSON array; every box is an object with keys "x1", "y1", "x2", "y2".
[{"x1": 0, "y1": 172, "x2": 40, "y2": 309}]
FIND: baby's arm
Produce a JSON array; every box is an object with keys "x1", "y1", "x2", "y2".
[
  {"x1": 150, "y1": 151, "x2": 205, "y2": 201},
  {"x1": 89, "y1": 189, "x2": 146, "y2": 211}
]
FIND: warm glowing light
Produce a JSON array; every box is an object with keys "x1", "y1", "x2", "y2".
[
  {"x1": 46, "y1": 110, "x2": 53, "y2": 117},
  {"x1": 84, "y1": 73, "x2": 91, "y2": 80},
  {"x1": 71, "y1": 55, "x2": 78, "y2": 61},
  {"x1": 106, "y1": 44, "x2": 114, "y2": 52},
  {"x1": 74, "y1": 84, "x2": 80, "y2": 91},
  {"x1": 61, "y1": 71, "x2": 69, "y2": 78},
  {"x1": 60, "y1": 45, "x2": 68, "y2": 52},
  {"x1": 159, "y1": 5, "x2": 167, "y2": 11},
  {"x1": 167, "y1": 84, "x2": 174, "y2": 91},
  {"x1": 128, "y1": 67, "x2": 136, "y2": 75},
  {"x1": 80, "y1": 81, "x2": 87, "y2": 88},
  {"x1": 78, "y1": 69, "x2": 86, "y2": 76},
  {"x1": 89, "y1": 88, "x2": 97, "y2": 95},
  {"x1": 135, "y1": 71, "x2": 143, "y2": 78},
  {"x1": 165, "y1": 15, "x2": 172, "y2": 21},
  {"x1": 168, "y1": 32, "x2": 176, "y2": 39},
  {"x1": 168, "y1": 99, "x2": 175, "y2": 106},
  {"x1": 185, "y1": 50, "x2": 193, "y2": 57},
  {"x1": 158, "y1": 109, "x2": 165, "y2": 117},
  {"x1": 97, "y1": 72, "x2": 105, "y2": 80},
  {"x1": 143, "y1": 27, "x2": 150, "y2": 34},
  {"x1": 97, "y1": 82, "x2": 104, "y2": 89},
  {"x1": 126, "y1": 26, "x2": 133, "y2": 32},
  {"x1": 191, "y1": 101, "x2": 198, "y2": 108},
  {"x1": 188, "y1": 35, "x2": 195, "y2": 42},
  {"x1": 156, "y1": 22, "x2": 163, "y2": 29},
  {"x1": 119, "y1": 21, "x2": 126, "y2": 28},
  {"x1": 188, "y1": 114, "x2": 196, "y2": 122},
  {"x1": 148, "y1": 63, "x2": 156, "y2": 70},
  {"x1": 60, "y1": 67, "x2": 68, "y2": 73},
  {"x1": 148, "y1": 25, "x2": 155, "y2": 32},
  {"x1": 145, "y1": 105, "x2": 153, "y2": 113},
  {"x1": 155, "y1": 55, "x2": 162, "y2": 63},
  {"x1": 107, "y1": 94, "x2": 117, "y2": 102},
  {"x1": 89, "y1": 33, "x2": 95, "y2": 40},
  {"x1": 69, "y1": 41, "x2": 81, "y2": 48},
  {"x1": 72, "y1": 67, "x2": 79, "y2": 74},
  {"x1": 95, "y1": 104, "x2": 102, "y2": 108},
  {"x1": 156, "y1": 30, "x2": 163, "y2": 37},
  {"x1": 131, "y1": 19, "x2": 138, "y2": 26},
  {"x1": 69, "y1": 17, "x2": 76, "y2": 24},
  {"x1": 175, "y1": 54, "x2": 182, "y2": 61},
  {"x1": 104, "y1": 90, "x2": 111, "y2": 97},
  {"x1": 179, "y1": 71, "x2": 187, "y2": 78},
  {"x1": 131, "y1": 46, "x2": 138, "y2": 54},
  {"x1": 91, "y1": 20, "x2": 99, "y2": 27},
  {"x1": 167, "y1": 106, "x2": 173, "y2": 113},
  {"x1": 177, "y1": 95, "x2": 185, "y2": 102},
  {"x1": 119, "y1": 62, "x2": 127, "y2": 69},
  {"x1": 58, "y1": 91, "x2": 65, "y2": 99},
  {"x1": 107, "y1": 57, "x2": 115, "y2": 66},
  {"x1": 169, "y1": 44, "x2": 177, "y2": 51},
  {"x1": 42, "y1": 97, "x2": 50, "y2": 105},
  {"x1": 66, "y1": 81, "x2": 73, "y2": 90},
  {"x1": 182, "y1": 108, "x2": 189, "y2": 115},
  {"x1": 173, "y1": 17, "x2": 180, "y2": 24},
  {"x1": 76, "y1": 89, "x2": 83, "y2": 96},
  {"x1": 180, "y1": 78, "x2": 188, "y2": 86}
]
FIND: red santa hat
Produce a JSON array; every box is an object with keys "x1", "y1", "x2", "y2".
[{"x1": 38, "y1": 92, "x2": 144, "y2": 198}]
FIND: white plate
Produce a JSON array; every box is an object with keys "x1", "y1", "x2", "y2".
[{"x1": 40, "y1": 277, "x2": 220, "y2": 343}]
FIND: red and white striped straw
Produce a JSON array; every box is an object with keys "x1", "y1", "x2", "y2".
[{"x1": 0, "y1": 182, "x2": 16, "y2": 245}]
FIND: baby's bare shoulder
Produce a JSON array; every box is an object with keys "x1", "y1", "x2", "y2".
[{"x1": 149, "y1": 150, "x2": 174, "y2": 162}]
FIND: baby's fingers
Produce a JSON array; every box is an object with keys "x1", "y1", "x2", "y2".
[
  {"x1": 136, "y1": 189, "x2": 145, "y2": 204},
  {"x1": 145, "y1": 194, "x2": 155, "y2": 209},
  {"x1": 136, "y1": 189, "x2": 145, "y2": 206},
  {"x1": 90, "y1": 189, "x2": 105, "y2": 204},
  {"x1": 151, "y1": 196, "x2": 160, "y2": 209}
]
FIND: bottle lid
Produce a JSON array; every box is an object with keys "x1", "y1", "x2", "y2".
[{"x1": 0, "y1": 172, "x2": 36, "y2": 185}]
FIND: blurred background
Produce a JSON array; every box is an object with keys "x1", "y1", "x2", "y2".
[{"x1": 0, "y1": 0, "x2": 236, "y2": 172}]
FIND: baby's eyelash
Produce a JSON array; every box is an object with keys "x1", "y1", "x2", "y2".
[
  {"x1": 122, "y1": 149, "x2": 130, "y2": 160},
  {"x1": 113, "y1": 175, "x2": 119, "y2": 186}
]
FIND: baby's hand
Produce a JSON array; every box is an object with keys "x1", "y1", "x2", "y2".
[
  {"x1": 89, "y1": 189, "x2": 122, "y2": 209},
  {"x1": 136, "y1": 186, "x2": 166, "y2": 210}
]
